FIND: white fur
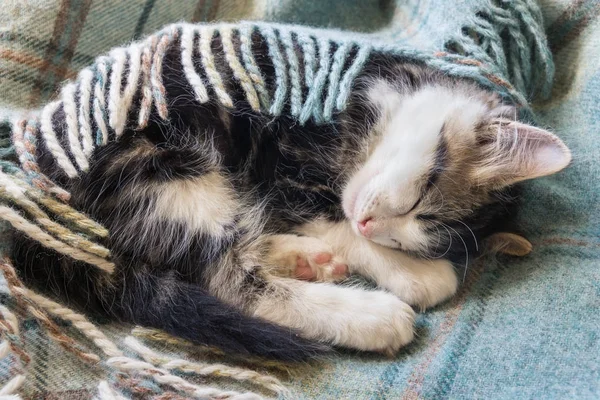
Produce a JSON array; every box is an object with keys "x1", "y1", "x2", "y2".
[
  {"x1": 343, "y1": 82, "x2": 488, "y2": 252},
  {"x1": 297, "y1": 219, "x2": 459, "y2": 310},
  {"x1": 150, "y1": 173, "x2": 238, "y2": 237},
  {"x1": 253, "y1": 278, "x2": 415, "y2": 354}
]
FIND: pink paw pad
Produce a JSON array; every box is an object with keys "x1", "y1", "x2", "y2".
[
  {"x1": 295, "y1": 256, "x2": 316, "y2": 280},
  {"x1": 332, "y1": 263, "x2": 348, "y2": 276},
  {"x1": 293, "y1": 253, "x2": 348, "y2": 281}
]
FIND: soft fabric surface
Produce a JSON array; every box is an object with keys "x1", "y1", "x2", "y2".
[{"x1": 0, "y1": 0, "x2": 598, "y2": 399}]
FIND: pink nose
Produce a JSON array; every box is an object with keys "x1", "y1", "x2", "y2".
[{"x1": 357, "y1": 218, "x2": 373, "y2": 237}]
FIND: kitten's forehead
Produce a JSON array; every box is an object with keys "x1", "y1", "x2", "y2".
[
  {"x1": 368, "y1": 79, "x2": 491, "y2": 136},
  {"x1": 356, "y1": 79, "x2": 502, "y2": 216},
  {"x1": 366, "y1": 80, "x2": 492, "y2": 175}
]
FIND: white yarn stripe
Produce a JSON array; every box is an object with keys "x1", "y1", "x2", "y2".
[
  {"x1": 107, "y1": 48, "x2": 127, "y2": 134},
  {"x1": 61, "y1": 83, "x2": 89, "y2": 171},
  {"x1": 93, "y1": 58, "x2": 110, "y2": 146},
  {"x1": 239, "y1": 25, "x2": 270, "y2": 110},
  {"x1": 137, "y1": 37, "x2": 157, "y2": 129},
  {"x1": 115, "y1": 44, "x2": 142, "y2": 137},
  {"x1": 199, "y1": 26, "x2": 234, "y2": 108},
  {"x1": 0, "y1": 305, "x2": 19, "y2": 334},
  {"x1": 40, "y1": 101, "x2": 78, "y2": 178},
  {"x1": 0, "y1": 342, "x2": 11, "y2": 360},
  {"x1": 0, "y1": 172, "x2": 26, "y2": 203},
  {"x1": 0, "y1": 206, "x2": 115, "y2": 273},
  {"x1": 106, "y1": 357, "x2": 261, "y2": 399},
  {"x1": 181, "y1": 26, "x2": 210, "y2": 104},
  {"x1": 125, "y1": 336, "x2": 289, "y2": 396},
  {"x1": 17, "y1": 287, "x2": 123, "y2": 357},
  {"x1": 8, "y1": 118, "x2": 28, "y2": 173},
  {"x1": 9, "y1": 120, "x2": 73, "y2": 201},
  {"x1": 221, "y1": 27, "x2": 260, "y2": 111},
  {"x1": 0, "y1": 375, "x2": 25, "y2": 397},
  {"x1": 77, "y1": 68, "x2": 95, "y2": 157},
  {"x1": 151, "y1": 31, "x2": 175, "y2": 120},
  {"x1": 96, "y1": 381, "x2": 128, "y2": 400}
]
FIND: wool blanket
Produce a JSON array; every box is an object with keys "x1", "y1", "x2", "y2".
[{"x1": 0, "y1": 0, "x2": 598, "y2": 399}]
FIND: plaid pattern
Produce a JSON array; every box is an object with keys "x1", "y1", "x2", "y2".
[{"x1": 0, "y1": 0, "x2": 599, "y2": 399}]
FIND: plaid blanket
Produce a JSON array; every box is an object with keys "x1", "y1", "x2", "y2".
[{"x1": 0, "y1": 0, "x2": 598, "y2": 399}]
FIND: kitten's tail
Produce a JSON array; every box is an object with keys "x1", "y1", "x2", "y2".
[
  {"x1": 12, "y1": 238, "x2": 326, "y2": 361},
  {"x1": 119, "y1": 274, "x2": 328, "y2": 362}
]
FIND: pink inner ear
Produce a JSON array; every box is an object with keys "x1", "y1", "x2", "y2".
[
  {"x1": 531, "y1": 141, "x2": 572, "y2": 178},
  {"x1": 480, "y1": 120, "x2": 573, "y2": 186}
]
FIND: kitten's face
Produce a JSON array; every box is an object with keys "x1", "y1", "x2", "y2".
[{"x1": 342, "y1": 81, "x2": 571, "y2": 259}]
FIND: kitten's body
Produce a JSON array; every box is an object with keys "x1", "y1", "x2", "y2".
[{"x1": 12, "y1": 36, "x2": 570, "y2": 360}]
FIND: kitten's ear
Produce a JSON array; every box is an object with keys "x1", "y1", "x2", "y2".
[
  {"x1": 472, "y1": 120, "x2": 571, "y2": 187},
  {"x1": 486, "y1": 232, "x2": 532, "y2": 256}
]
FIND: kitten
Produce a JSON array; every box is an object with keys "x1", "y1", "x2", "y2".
[{"x1": 12, "y1": 38, "x2": 571, "y2": 361}]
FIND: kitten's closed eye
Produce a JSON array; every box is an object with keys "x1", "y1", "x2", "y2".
[
  {"x1": 404, "y1": 197, "x2": 422, "y2": 215},
  {"x1": 342, "y1": 79, "x2": 570, "y2": 262}
]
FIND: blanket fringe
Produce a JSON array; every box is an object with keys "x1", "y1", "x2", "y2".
[
  {"x1": 0, "y1": 259, "x2": 284, "y2": 399},
  {"x1": 445, "y1": 0, "x2": 553, "y2": 99}
]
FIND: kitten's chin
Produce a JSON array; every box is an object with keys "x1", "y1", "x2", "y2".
[
  {"x1": 341, "y1": 188, "x2": 359, "y2": 221},
  {"x1": 370, "y1": 236, "x2": 403, "y2": 250}
]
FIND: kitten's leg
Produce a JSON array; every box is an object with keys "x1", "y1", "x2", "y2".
[
  {"x1": 250, "y1": 277, "x2": 415, "y2": 355},
  {"x1": 297, "y1": 220, "x2": 459, "y2": 310},
  {"x1": 265, "y1": 234, "x2": 349, "y2": 282},
  {"x1": 207, "y1": 240, "x2": 415, "y2": 355}
]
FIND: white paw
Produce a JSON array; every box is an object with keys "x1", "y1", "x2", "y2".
[
  {"x1": 348, "y1": 291, "x2": 416, "y2": 355},
  {"x1": 254, "y1": 281, "x2": 416, "y2": 356},
  {"x1": 384, "y1": 259, "x2": 458, "y2": 311},
  {"x1": 303, "y1": 285, "x2": 416, "y2": 354},
  {"x1": 267, "y1": 235, "x2": 349, "y2": 282}
]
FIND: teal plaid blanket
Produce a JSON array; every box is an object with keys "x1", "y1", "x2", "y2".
[{"x1": 0, "y1": 0, "x2": 598, "y2": 399}]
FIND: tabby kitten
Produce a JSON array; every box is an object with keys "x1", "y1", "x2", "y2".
[{"x1": 13, "y1": 41, "x2": 571, "y2": 361}]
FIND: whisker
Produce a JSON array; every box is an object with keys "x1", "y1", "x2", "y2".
[
  {"x1": 429, "y1": 181, "x2": 446, "y2": 213},
  {"x1": 430, "y1": 220, "x2": 453, "y2": 259},
  {"x1": 440, "y1": 221, "x2": 469, "y2": 282},
  {"x1": 449, "y1": 218, "x2": 478, "y2": 252},
  {"x1": 433, "y1": 222, "x2": 442, "y2": 251}
]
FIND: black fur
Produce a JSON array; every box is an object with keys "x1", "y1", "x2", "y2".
[{"x1": 11, "y1": 34, "x2": 519, "y2": 360}]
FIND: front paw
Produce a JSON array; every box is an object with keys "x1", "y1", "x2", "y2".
[
  {"x1": 363, "y1": 293, "x2": 416, "y2": 356},
  {"x1": 317, "y1": 288, "x2": 416, "y2": 355},
  {"x1": 386, "y1": 259, "x2": 458, "y2": 311},
  {"x1": 267, "y1": 236, "x2": 349, "y2": 282}
]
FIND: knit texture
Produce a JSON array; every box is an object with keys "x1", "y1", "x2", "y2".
[{"x1": 0, "y1": 0, "x2": 598, "y2": 399}]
